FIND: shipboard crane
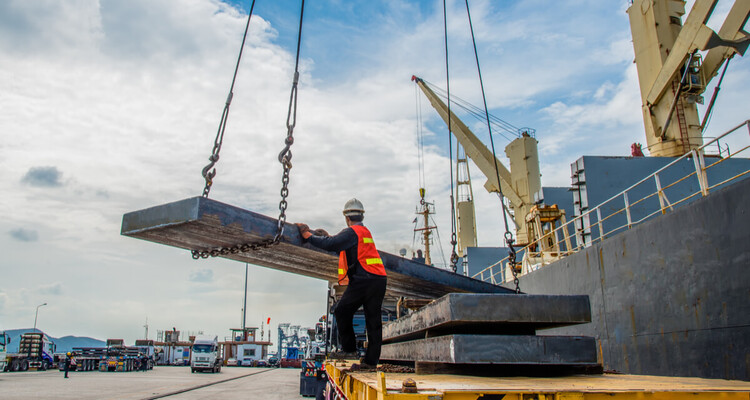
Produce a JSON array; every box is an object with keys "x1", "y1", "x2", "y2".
[
  {"x1": 412, "y1": 77, "x2": 574, "y2": 272},
  {"x1": 628, "y1": 0, "x2": 750, "y2": 157},
  {"x1": 411, "y1": 76, "x2": 542, "y2": 247}
]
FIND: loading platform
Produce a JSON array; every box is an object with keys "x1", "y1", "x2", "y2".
[
  {"x1": 325, "y1": 361, "x2": 750, "y2": 399},
  {"x1": 120, "y1": 196, "x2": 511, "y2": 298}
]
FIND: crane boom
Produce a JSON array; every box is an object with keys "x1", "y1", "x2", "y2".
[
  {"x1": 628, "y1": 0, "x2": 750, "y2": 157},
  {"x1": 701, "y1": 0, "x2": 750, "y2": 80},
  {"x1": 412, "y1": 76, "x2": 542, "y2": 245}
]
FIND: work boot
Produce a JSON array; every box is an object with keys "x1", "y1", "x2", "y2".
[{"x1": 328, "y1": 351, "x2": 358, "y2": 360}]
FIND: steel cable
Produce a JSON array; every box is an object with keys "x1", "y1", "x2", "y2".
[
  {"x1": 464, "y1": 0, "x2": 519, "y2": 292},
  {"x1": 201, "y1": 0, "x2": 258, "y2": 198},
  {"x1": 442, "y1": 0, "x2": 459, "y2": 273}
]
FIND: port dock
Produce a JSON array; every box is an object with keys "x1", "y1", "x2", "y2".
[{"x1": 0, "y1": 367, "x2": 305, "y2": 400}]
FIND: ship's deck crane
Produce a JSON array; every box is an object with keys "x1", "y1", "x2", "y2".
[
  {"x1": 412, "y1": 76, "x2": 543, "y2": 248},
  {"x1": 412, "y1": 77, "x2": 572, "y2": 274},
  {"x1": 628, "y1": 0, "x2": 750, "y2": 157}
]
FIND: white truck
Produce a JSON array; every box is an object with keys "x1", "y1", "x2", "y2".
[
  {"x1": 190, "y1": 335, "x2": 221, "y2": 373},
  {"x1": 0, "y1": 331, "x2": 9, "y2": 372}
]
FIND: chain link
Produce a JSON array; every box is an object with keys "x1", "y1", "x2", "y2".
[
  {"x1": 193, "y1": 3, "x2": 305, "y2": 260},
  {"x1": 201, "y1": 97, "x2": 231, "y2": 198},
  {"x1": 505, "y1": 232, "x2": 520, "y2": 293},
  {"x1": 200, "y1": 0, "x2": 256, "y2": 198},
  {"x1": 450, "y1": 235, "x2": 459, "y2": 273}
]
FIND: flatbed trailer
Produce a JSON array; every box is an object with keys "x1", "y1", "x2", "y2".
[{"x1": 325, "y1": 362, "x2": 750, "y2": 400}]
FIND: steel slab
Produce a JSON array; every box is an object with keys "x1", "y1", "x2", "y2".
[
  {"x1": 383, "y1": 293, "x2": 591, "y2": 343},
  {"x1": 380, "y1": 334, "x2": 598, "y2": 365},
  {"x1": 121, "y1": 197, "x2": 512, "y2": 298}
]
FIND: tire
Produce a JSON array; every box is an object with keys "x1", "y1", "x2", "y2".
[
  {"x1": 191, "y1": 368, "x2": 195, "y2": 373},
  {"x1": 21, "y1": 360, "x2": 29, "y2": 371}
]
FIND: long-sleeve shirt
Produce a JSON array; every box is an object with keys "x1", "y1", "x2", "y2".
[{"x1": 307, "y1": 223, "x2": 385, "y2": 282}]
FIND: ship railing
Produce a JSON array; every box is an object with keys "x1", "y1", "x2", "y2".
[{"x1": 473, "y1": 119, "x2": 750, "y2": 285}]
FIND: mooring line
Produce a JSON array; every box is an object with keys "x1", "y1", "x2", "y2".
[{"x1": 142, "y1": 368, "x2": 275, "y2": 399}]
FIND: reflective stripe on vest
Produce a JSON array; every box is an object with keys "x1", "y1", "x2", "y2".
[
  {"x1": 337, "y1": 225, "x2": 387, "y2": 284},
  {"x1": 338, "y1": 252, "x2": 349, "y2": 286}
]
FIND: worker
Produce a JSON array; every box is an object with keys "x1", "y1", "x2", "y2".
[
  {"x1": 297, "y1": 198, "x2": 387, "y2": 371},
  {"x1": 64, "y1": 352, "x2": 72, "y2": 379}
]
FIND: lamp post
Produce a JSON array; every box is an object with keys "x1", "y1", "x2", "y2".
[
  {"x1": 33, "y1": 303, "x2": 47, "y2": 333},
  {"x1": 242, "y1": 263, "x2": 248, "y2": 341}
]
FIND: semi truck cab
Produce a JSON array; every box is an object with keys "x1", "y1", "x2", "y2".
[
  {"x1": 190, "y1": 335, "x2": 221, "y2": 373},
  {"x1": 0, "y1": 332, "x2": 9, "y2": 372}
]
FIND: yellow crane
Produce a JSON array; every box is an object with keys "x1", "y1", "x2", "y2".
[
  {"x1": 412, "y1": 77, "x2": 571, "y2": 274},
  {"x1": 628, "y1": 0, "x2": 750, "y2": 156}
]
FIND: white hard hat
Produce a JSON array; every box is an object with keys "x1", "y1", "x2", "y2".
[{"x1": 343, "y1": 198, "x2": 365, "y2": 216}]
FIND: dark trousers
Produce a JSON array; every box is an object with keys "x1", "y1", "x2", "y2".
[{"x1": 334, "y1": 277, "x2": 387, "y2": 366}]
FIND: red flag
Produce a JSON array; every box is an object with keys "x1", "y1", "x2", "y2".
[{"x1": 267, "y1": 317, "x2": 271, "y2": 325}]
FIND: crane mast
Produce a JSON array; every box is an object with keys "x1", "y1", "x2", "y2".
[
  {"x1": 414, "y1": 188, "x2": 437, "y2": 266},
  {"x1": 455, "y1": 145, "x2": 477, "y2": 272}
]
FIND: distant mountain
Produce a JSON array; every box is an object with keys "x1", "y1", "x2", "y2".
[
  {"x1": 3, "y1": 328, "x2": 104, "y2": 353},
  {"x1": 54, "y1": 336, "x2": 106, "y2": 353}
]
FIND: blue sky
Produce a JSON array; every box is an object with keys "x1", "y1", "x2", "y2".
[{"x1": 0, "y1": 0, "x2": 747, "y2": 345}]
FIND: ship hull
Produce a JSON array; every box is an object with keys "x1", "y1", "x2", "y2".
[{"x1": 508, "y1": 176, "x2": 750, "y2": 380}]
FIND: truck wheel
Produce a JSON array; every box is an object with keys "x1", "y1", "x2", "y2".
[
  {"x1": 21, "y1": 360, "x2": 29, "y2": 371},
  {"x1": 191, "y1": 368, "x2": 195, "y2": 373}
]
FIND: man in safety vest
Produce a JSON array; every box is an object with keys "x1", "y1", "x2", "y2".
[{"x1": 297, "y1": 198, "x2": 387, "y2": 371}]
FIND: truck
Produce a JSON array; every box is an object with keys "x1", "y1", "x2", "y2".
[
  {"x1": 190, "y1": 335, "x2": 221, "y2": 373},
  {"x1": 0, "y1": 331, "x2": 9, "y2": 372},
  {"x1": 57, "y1": 348, "x2": 102, "y2": 372},
  {"x1": 300, "y1": 320, "x2": 327, "y2": 398},
  {"x1": 98, "y1": 339, "x2": 152, "y2": 372},
  {"x1": 134, "y1": 339, "x2": 156, "y2": 370},
  {"x1": 5, "y1": 332, "x2": 56, "y2": 372}
]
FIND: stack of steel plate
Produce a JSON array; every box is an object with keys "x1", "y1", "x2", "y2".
[{"x1": 381, "y1": 293, "x2": 600, "y2": 374}]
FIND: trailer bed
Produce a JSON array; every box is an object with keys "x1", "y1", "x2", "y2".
[{"x1": 325, "y1": 362, "x2": 750, "y2": 399}]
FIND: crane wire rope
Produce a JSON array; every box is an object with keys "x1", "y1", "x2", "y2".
[
  {"x1": 464, "y1": 0, "x2": 519, "y2": 292},
  {"x1": 700, "y1": 57, "x2": 731, "y2": 133},
  {"x1": 192, "y1": 0, "x2": 307, "y2": 259},
  {"x1": 442, "y1": 0, "x2": 460, "y2": 273},
  {"x1": 431, "y1": 214, "x2": 449, "y2": 268},
  {"x1": 419, "y1": 79, "x2": 522, "y2": 141},
  {"x1": 414, "y1": 83, "x2": 426, "y2": 190},
  {"x1": 200, "y1": 0, "x2": 258, "y2": 198}
]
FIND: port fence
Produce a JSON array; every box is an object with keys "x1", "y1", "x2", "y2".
[{"x1": 473, "y1": 119, "x2": 750, "y2": 285}]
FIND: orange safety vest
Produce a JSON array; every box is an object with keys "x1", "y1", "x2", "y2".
[{"x1": 338, "y1": 225, "x2": 386, "y2": 285}]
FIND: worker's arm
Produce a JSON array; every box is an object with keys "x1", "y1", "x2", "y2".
[{"x1": 305, "y1": 227, "x2": 357, "y2": 252}]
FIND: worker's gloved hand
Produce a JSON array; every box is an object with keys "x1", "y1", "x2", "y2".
[
  {"x1": 313, "y1": 228, "x2": 330, "y2": 237},
  {"x1": 295, "y1": 223, "x2": 313, "y2": 240}
]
